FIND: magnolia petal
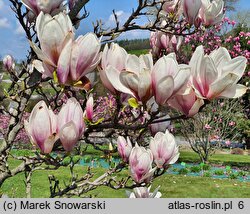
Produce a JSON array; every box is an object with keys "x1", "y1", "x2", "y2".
[
  {"x1": 120, "y1": 71, "x2": 139, "y2": 96},
  {"x1": 126, "y1": 54, "x2": 140, "y2": 74},
  {"x1": 138, "y1": 69, "x2": 152, "y2": 102},
  {"x1": 219, "y1": 84, "x2": 248, "y2": 98},
  {"x1": 207, "y1": 73, "x2": 238, "y2": 99},
  {"x1": 29, "y1": 41, "x2": 55, "y2": 67},
  {"x1": 209, "y1": 47, "x2": 231, "y2": 70},
  {"x1": 173, "y1": 65, "x2": 191, "y2": 94},
  {"x1": 42, "y1": 135, "x2": 57, "y2": 154},
  {"x1": 106, "y1": 66, "x2": 133, "y2": 95},
  {"x1": 57, "y1": 37, "x2": 73, "y2": 84},
  {"x1": 139, "y1": 53, "x2": 153, "y2": 71},
  {"x1": 221, "y1": 56, "x2": 247, "y2": 80},
  {"x1": 59, "y1": 121, "x2": 79, "y2": 152},
  {"x1": 155, "y1": 76, "x2": 174, "y2": 105}
]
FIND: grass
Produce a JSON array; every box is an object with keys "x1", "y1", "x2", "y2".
[
  {"x1": 10, "y1": 148, "x2": 250, "y2": 167},
  {"x1": 1, "y1": 163, "x2": 249, "y2": 198},
  {"x1": 127, "y1": 49, "x2": 150, "y2": 56},
  {"x1": 179, "y1": 151, "x2": 250, "y2": 167},
  {"x1": 1, "y1": 148, "x2": 250, "y2": 198}
]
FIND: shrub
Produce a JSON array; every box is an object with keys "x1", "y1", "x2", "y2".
[
  {"x1": 228, "y1": 172, "x2": 239, "y2": 179},
  {"x1": 190, "y1": 165, "x2": 201, "y2": 173},
  {"x1": 201, "y1": 164, "x2": 211, "y2": 171},
  {"x1": 214, "y1": 169, "x2": 224, "y2": 176},
  {"x1": 203, "y1": 172, "x2": 212, "y2": 177},
  {"x1": 238, "y1": 170, "x2": 248, "y2": 177},
  {"x1": 178, "y1": 168, "x2": 189, "y2": 175}
]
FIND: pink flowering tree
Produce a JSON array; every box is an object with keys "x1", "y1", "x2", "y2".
[
  {"x1": 0, "y1": 0, "x2": 248, "y2": 198},
  {"x1": 179, "y1": 99, "x2": 244, "y2": 162}
]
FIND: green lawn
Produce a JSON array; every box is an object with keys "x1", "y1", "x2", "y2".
[
  {"x1": 10, "y1": 148, "x2": 250, "y2": 167},
  {"x1": 1, "y1": 164, "x2": 249, "y2": 198},
  {"x1": 1, "y1": 148, "x2": 250, "y2": 198},
  {"x1": 128, "y1": 49, "x2": 150, "y2": 56},
  {"x1": 179, "y1": 151, "x2": 250, "y2": 167}
]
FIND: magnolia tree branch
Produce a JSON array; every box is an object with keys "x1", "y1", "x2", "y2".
[{"x1": 69, "y1": 0, "x2": 90, "y2": 25}]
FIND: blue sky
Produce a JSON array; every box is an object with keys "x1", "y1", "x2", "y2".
[{"x1": 0, "y1": 0, "x2": 249, "y2": 60}]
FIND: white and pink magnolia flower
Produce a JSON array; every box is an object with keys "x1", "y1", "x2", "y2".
[
  {"x1": 190, "y1": 45, "x2": 247, "y2": 100},
  {"x1": 31, "y1": 12, "x2": 74, "y2": 78},
  {"x1": 31, "y1": 12, "x2": 101, "y2": 86},
  {"x1": 126, "y1": 186, "x2": 162, "y2": 198},
  {"x1": 151, "y1": 53, "x2": 190, "y2": 106},
  {"x1": 84, "y1": 94, "x2": 94, "y2": 121},
  {"x1": 150, "y1": 130, "x2": 179, "y2": 168},
  {"x1": 25, "y1": 101, "x2": 58, "y2": 154},
  {"x1": 57, "y1": 33, "x2": 101, "y2": 84},
  {"x1": 106, "y1": 53, "x2": 154, "y2": 103},
  {"x1": 199, "y1": 0, "x2": 224, "y2": 26},
  {"x1": 3, "y1": 55, "x2": 15, "y2": 72},
  {"x1": 116, "y1": 136, "x2": 132, "y2": 162},
  {"x1": 150, "y1": 31, "x2": 183, "y2": 57},
  {"x1": 21, "y1": 0, "x2": 65, "y2": 19},
  {"x1": 129, "y1": 144, "x2": 155, "y2": 184},
  {"x1": 168, "y1": 86, "x2": 204, "y2": 117},
  {"x1": 100, "y1": 43, "x2": 128, "y2": 94},
  {"x1": 182, "y1": 0, "x2": 202, "y2": 26},
  {"x1": 57, "y1": 98, "x2": 85, "y2": 151}
]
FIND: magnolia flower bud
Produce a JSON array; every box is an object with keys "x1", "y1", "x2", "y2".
[
  {"x1": 3, "y1": 55, "x2": 15, "y2": 72},
  {"x1": 25, "y1": 101, "x2": 58, "y2": 154},
  {"x1": 150, "y1": 130, "x2": 179, "y2": 168},
  {"x1": 85, "y1": 94, "x2": 94, "y2": 121},
  {"x1": 57, "y1": 98, "x2": 85, "y2": 151},
  {"x1": 129, "y1": 144, "x2": 155, "y2": 184},
  {"x1": 116, "y1": 136, "x2": 132, "y2": 162}
]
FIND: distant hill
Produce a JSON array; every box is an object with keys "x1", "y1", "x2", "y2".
[{"x1": 117, "y1": 38, "x2": 150, "y2": 51}]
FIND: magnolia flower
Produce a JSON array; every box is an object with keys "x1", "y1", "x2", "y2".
[
  {"x1": 190, "y1": 46, "x2": 247, "y2": 100},
  {"x1": 150, "y1": 32, "x2": 182, "y2": 57},
  {"x1": 3, "y1": 55, "x2": 15, "y2": 72},
  {"x1": 199, "y1": 0, "x2": 224, "y2": 26},
  {"x1": 116, "y1": 136, "x2": 132, "y2": 162},
  {"x1": 168, "y1": 86, "x2": 204, "y2": 117},
  {"x1": 57, "y1": 98, "x2": 85, "y2": 151},
  {"x1": 129, "y1": 144, "x2": 155, "y2": 184},
  {"x1": 151, "y1": 53, "x2": 190, "y2": 106},
  {"x1": 31, "y1": 12, "x2": 74, "y2": 78},
  {"x1": 106, "y1": 54, "x2": 154, "y2": 103},
  {"x1": 57, "y1": 33, "x2": 101, "y2": 84},
  {"x1": 84, "y1": 94, "x2": 94, "y2": 121},
  {"x1": 126, "y1": 186, "x2": 162, "y2": 198},
  {"x1": 100, "y1": 43, "x2": 128, "y2": 94},
  {"x1": 149, "y1": 115, "x2": 172, "y2": 136},
  {"x1": 182, "y1": 0, "x2": 202, "y2": 26},
  {"x1": 25, "y1": 101, "x2": 57, "y2": 154},
  {"x1": 150, "y1": 130, "x2": 179, "y2": 168},
  {"x1": 21, "y1": 0, "x2": 65, "y2": 18}
]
